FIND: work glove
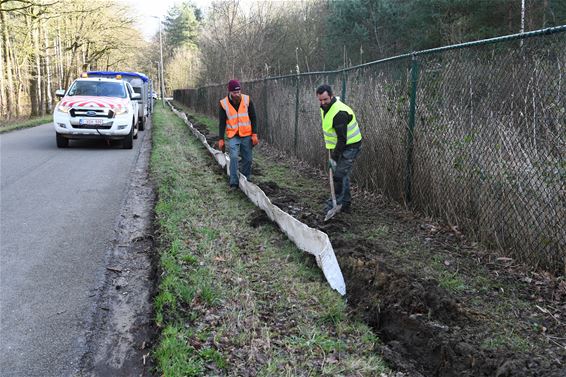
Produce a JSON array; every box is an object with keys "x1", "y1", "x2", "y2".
[
  {"x1": 217, "y1": 139, "x2": 225, "y2": 152},
  {"x1": 327, "y1": 158, "x2": 337, "y2": 173},
  {"x1": 251, "y1": 133, "x2": 259, "y2": 146}
]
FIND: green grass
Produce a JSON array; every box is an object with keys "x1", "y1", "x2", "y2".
[
  {"x1": 367, "y1": 224, "x2": 390, "y2": 240},
  {"x1": 426, "y1": 255, "x2": 468, "y2": 292},
  {"x1": 0, "y1": 115, "x2": 52, "y2": 134},
  {"x1": 154, "y1": 326, "x2": 204, "y2": 376},
  {"x1": 163, "y1": 101, "x2": 563, "y2": 373},
  {"x1": 285, "y1": 327, "x2": 347, "y2": 353},
  {"x1": 189, "y1": 112, "x2": 216, "y2": 132},
  {"x1": 480, "y1": 331, "x2": 531, "y2": 352},
  {"x1": 150, "y1": 104, "x2": 392, "y2": 376},
  {"x1": 437, "y1": 271, "x2": 467, "y2": 291}
]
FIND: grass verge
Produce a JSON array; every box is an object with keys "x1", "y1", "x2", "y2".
[
  {"x1": 0, "y1": 115, "x2": 52, "y2": 134},
  {"x1": 168, "y1": 100, "x2": 566, "y2": 375},
  {"x1": 150, "y1": 104, "x2": 391, "y2": 376}
]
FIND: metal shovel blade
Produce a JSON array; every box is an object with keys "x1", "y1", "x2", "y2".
[{"x1": 324, "y1": 204, "x2": 342, "y2": 222}]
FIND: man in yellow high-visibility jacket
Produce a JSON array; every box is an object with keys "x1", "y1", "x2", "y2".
[{"x1": 316, "y1": 84, "x2": 362, "y2": 213}]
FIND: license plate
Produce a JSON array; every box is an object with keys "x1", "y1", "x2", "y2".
[{"x1": 79, "y1": 118, "x2": 104, "y2": 125}]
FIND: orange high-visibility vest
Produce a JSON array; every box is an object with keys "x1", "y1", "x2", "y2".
[{"x1": 219, "y1": 94, "x2": 252, "y2": 138}]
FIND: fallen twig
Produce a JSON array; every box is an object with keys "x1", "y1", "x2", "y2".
[
  {"x1": 535, "y1": 305, "x2": 561, "y2": 324},
  {"x1": 543, "y1": 334, "x2": 566, "y2": 350}
]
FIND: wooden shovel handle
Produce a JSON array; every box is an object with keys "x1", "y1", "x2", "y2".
[{"x1": 328, "y1": 151, "x2": 337, "y2": 207}]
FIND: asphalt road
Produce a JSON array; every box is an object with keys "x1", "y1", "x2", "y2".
[{"x1": 0, "y1": 124, "x2": 146, "y2": 376}]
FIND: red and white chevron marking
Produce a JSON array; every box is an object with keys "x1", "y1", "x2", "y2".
[{"x1": 61, "y1": 96, "x2": 128, "y2": 110}]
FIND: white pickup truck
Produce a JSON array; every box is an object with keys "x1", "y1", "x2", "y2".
[{"x1": 53, "y1": 76, "x2": 140, "y2": 149}]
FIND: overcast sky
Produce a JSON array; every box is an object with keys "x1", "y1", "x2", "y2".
[{"x1": 119, "y1": 0, "x2": 211, "y2": 40}]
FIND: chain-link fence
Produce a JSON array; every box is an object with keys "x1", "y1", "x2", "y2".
[{"x1": 174, "y1": 26, "x2": 566, "y2": 274}]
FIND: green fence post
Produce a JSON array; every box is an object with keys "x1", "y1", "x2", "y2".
[
  {"x1": 262, "y1": 79, "x2": 269, "y2": 143},
  {"x1": 405, "y1": 54, "x2": 420, "y2": 204},
  {"x1": 341, "y1": 70, "x2": 347, "y2": 102},
  {"x1": 294, "y1": 75, "x2": 300, "y2": 156}
]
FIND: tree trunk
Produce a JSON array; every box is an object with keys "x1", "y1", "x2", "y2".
[
  {"x1": 43, "y1": 19, "x2": 53, "y2": 112},
  {"x1": 35, "y1": 17, "x2": 42, "y2": 115},
  {"x1": 1, "y1": 9, "x2": 15, "y2": 120},
  {"x1": 0, "y1": 12, "x2": 6, "y2": 119},
  {"x1": 28, "y1": 14, "x2": 40, "y2": 117},
  {"x1": 55, "y1": 26, "x2": 63, "y2": 89},
  {"x1": 14, "y1": 48, "x2": 22, "y2": 117}
]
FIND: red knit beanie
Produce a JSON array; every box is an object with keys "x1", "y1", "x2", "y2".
[{"x1": 227, "y1": 79, "x2": 241, "y2": 91}]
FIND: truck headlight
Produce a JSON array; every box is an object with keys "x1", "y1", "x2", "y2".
[
  {"x1": 114, "y1": 107, "x2": 128, "y2": 115},
  {"x1": 57, "y1": 105, "x2": 70, "y2": 113}
]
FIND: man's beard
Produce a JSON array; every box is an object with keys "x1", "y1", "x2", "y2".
[{"x1": 230, "y1": 94, "x2": 241, "y2": 105}]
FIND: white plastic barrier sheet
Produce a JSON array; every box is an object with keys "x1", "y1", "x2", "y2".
[{"x1": 169, "y1": 103, "x2": 346, "y2": 295}]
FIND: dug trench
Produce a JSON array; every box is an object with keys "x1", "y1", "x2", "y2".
[{"x1": 185, "y1": 111, "x2": 565, "y2": 377}]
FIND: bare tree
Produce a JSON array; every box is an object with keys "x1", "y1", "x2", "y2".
[{"x1": 1, "y1": 0, "x2": 146, "y2": 118}]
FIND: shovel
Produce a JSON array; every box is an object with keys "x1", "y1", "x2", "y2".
[{"x1": 324, "y1": 152, "x2": 342, "y2": 221}]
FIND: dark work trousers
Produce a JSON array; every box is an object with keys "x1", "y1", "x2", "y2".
[
  {"x1": 228, "y1": 135, "x2": 253, "y2": 186},
  {"x1": 325, "y1": 145, "x2": 361, "y2": 210}
]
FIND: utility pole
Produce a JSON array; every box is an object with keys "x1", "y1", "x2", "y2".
[{"x1": 152, "y1": 16, "x2": 166, "y2": 106}]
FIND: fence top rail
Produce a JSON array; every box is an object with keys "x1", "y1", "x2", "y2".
[
  {"x1": 179, "y1": 25, "x2": 566, "y2": 90},
  {"x1": 413, "y1": 24, "x2": 566, "y2": 57}
]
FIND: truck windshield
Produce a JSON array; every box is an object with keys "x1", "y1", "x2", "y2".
[{"x1": 68, "y1": 81, "x2": 126, "y2": 98}]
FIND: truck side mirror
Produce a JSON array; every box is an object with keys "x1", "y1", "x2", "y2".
[
  {"x1": 55, "y1": 89, "x2": 65, "y2": 98},
  {"x1": 131, "y1": 92, "x2": 141, "y2": 100}
]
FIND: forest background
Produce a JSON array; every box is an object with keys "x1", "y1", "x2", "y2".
[{"x1": 1, "y1": 0, "x2": 565, "y2": 120}]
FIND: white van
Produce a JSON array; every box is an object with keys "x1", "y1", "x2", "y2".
[{"x1": 53, "y1": 77, "x2": 140, "y2": 149}]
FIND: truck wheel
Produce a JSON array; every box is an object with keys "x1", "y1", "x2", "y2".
[
  {"x1": 56, "y1": 133, "x2": 69, "y2": 148},
  {"x1": 122, "y1": 126, "x2": 134, "y2": 149},
  {"x1": 138, "y1": 116, "x2": 145, "y2": 131},
  {"x1": 133, "y1": 117, "x2": 139, "y2": 139}
]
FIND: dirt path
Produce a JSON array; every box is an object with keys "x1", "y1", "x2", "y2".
[{"x1": 185, "y1": 112, "x2": 565, "y2": 377}]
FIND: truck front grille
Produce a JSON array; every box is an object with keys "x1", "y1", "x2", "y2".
[{"x1": 70, "y1": 108, "x2": 114, "y2": 118}]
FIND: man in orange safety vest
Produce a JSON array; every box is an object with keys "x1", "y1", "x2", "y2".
[{"x1": 217, "y1": 79, "x2": 259, "y2": 190}]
